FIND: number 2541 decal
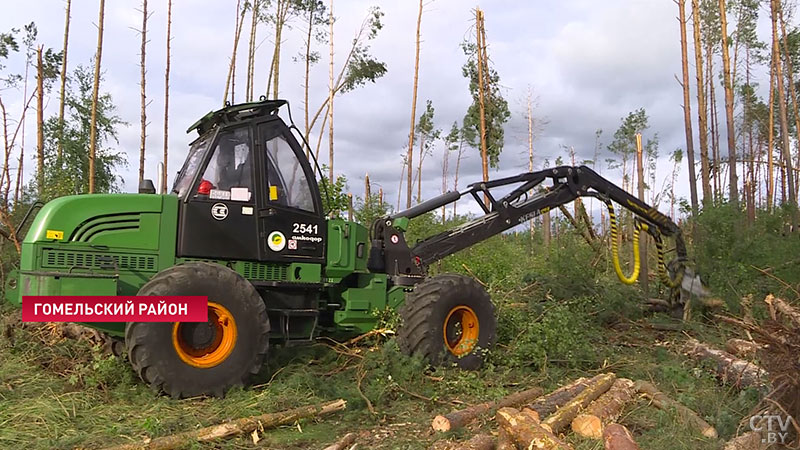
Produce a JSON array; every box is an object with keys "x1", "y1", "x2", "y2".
[{"x1": 292, "y1": 223, "x2": 319, "y2": 234}]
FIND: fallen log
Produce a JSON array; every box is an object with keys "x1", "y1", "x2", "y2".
[
  {"x1": 634, "y1": 380, "x2": 717, "y2": 438},
  {"x1": 496, "y1": 407, "x2": 573, "y2": 450},
  {"x1": 323, "y1": 432, "x2": 358, "y2": 450},
  {"x1": 644, "y1": 298, "x2": 670, "y2": 312},
  {"x1": 683, "y1": 338, "x2": 769, "y2": 391},
  {"x1": 571, "y1": 378, "x2": 635, "y2": 439},
  {"x1": 525, "y1": 377, "x2": 589, "y2": 418},
  {"x1": 104, "y1": 399, "x2": 347, "y2": 450},
  {"x1": 496, "y1": 427, "x2": 515, "y2": 450},
  {"x1": 541, "y1": 372, "x2": 616, "y2": 434},
  {"x1": 431, "y1": 386, "x2": 543, "y2": 432},
  {"x1": 765, "y1": 294, "x2": 800, "y2": 329},
  {"x1": 602, "y1": 423, "x2": 640, "y2": 450},
  {"x1": 725, "y1": 338, "x2": 765, "y2": 359},
  {"x1": 722, "y1": 431, "x2": 766, "y2": 450},
  {"x1": 457, "y1": 434, "x2": 495, "y2": 450}
]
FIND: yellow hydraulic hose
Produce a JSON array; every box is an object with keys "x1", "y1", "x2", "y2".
[
  {"x1": 653, "y1": 234, "x2": 684, "y2": 288},
  {"x1": 605, "y1": 200, "x2": 640, "y2": 285}
]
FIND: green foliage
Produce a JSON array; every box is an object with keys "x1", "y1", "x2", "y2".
[
  {"x1": 354, "y1": 193, "x2": 390, "y2": 228},
  {"x1": 693, "y1": 203, "x2": 800, "y2": 312},
  {"x1": 461, "y1": 42, "x2": 510, "y2": 169},
  {"x1": 340, "y1": 6, "x2": 387, "y2": 93},
  {"x1": 318, "y1": 165, "x2": 349, "y2": 216},
  {"x1": 32, "y1": 65, "x2": 127, "y2": 199}
]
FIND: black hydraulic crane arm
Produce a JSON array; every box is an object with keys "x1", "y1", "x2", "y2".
[{"x1": 367, "y1": 165, "x2": 687, "y2": 285}]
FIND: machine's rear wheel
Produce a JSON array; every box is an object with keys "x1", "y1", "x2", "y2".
[
  {"x1": 125, "y1": 262, "x2": 269, "y2": 398},
  {"x1": 397, "y1": 274, "x2": 496, "y2": 370}
]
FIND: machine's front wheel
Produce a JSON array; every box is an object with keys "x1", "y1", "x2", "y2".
[
  {"x1": 397, "y1": 274, "x2": 496, "y2": 370},
  {"x1": 125, "y1": 262, "x2": 269, "y2": 398}
]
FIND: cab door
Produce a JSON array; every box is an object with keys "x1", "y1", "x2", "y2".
[
  {"x1": 177, "y1": 125, "x2": 260, "y2": 260},
  {"x1": 256, "y1": 122, "x2": 325, "y2": 263}
]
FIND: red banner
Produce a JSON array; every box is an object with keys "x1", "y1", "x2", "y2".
[{"x1": 22, "y1": 296, "x2": 208, "y2": 322}]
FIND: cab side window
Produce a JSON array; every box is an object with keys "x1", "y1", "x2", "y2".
[
  {"x1": 197, "y1": 127, "x2": 254, "y2": 201},
  {"x1": 265, "y1": 135, "x2": 315, "y2": 213}
]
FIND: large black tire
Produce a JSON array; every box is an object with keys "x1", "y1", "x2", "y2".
[
  {"x1": 125, "y1": 262, "x2": 269, "y2": 398},
  {"x1": 397, "y1": 274, "x2": 496, "y2": 370}
]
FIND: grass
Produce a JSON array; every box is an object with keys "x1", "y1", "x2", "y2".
[
  {"x1": 0, "y1": 296, "x2": 761, "y2": 449},
  {"x1": 2, "y1": 205, "x2": 789, "y2": 449}
]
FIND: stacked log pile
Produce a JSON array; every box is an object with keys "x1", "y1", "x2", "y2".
[
  {"x1": 431, "y1": 372, "x2": 715, "y2": 449},
  {"x1": 711, "y1": 294, "x2": 800, "y2": 448}
]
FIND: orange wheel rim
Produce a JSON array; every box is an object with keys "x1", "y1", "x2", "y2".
[
  {"x1": 443, "y1": 305, "x2": 480, "y2": 356},
  {"x1": 172, "y1": 302, "x2": 237, "y2": 368}
]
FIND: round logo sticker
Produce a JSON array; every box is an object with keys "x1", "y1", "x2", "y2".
[
  {"x1": 211, "y1": 203, "x2": 228, "y2": 220},
  {"x1": 268, "y1": 231, "x2": 286, "y2": 251}
]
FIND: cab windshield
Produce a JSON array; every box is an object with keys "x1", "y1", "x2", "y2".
[{"x1": 172, "y1": 131, "x2": 215, "y2": 198}]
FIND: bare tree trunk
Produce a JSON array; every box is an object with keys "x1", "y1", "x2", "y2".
[
  {"x1": 679, "y1": 0, "x2": 699, "y2": 216},
  {"x1": 162, "y1": 0, "x2": 172, "y2": 193},
  {"x1": 406, "y1": 0, "x2": 423, "y2": 208},
  {"x1": 635, "y1": 134, "x2": 647, "y2": 294},
  {"x1": 691, "y1": 0, "x2": 711, "y2": 206},
  {"x1": 397, "y1": 158, "x2": 405, "y2": 211},
  {"x1": 223, "y1": 0, "x2": 245, "y2": 106},
  {"x1": 768, "y1": 44, "x2": 776, "y2": 211},
  {"x1": 16, "y1": 43, "x2": 31, "y2": 205},
  {"x1": 708, "y1": 38, "x2": 721, "y2": 202},
  {"x1": 442, "y1": 142, "x2": 448, "y2": 224},
  {"x1": 36, "y1": 46, "x2": 44, "y2": 195},
  {"x1": 138, "y1": 0, "x2": 148, "y2": 184},
  {"x1": 327, "y1": 0, "x2": 334, "y2": 182},
  {"x1": 771, "y1": 0, "x2": 797, "y2": 214},
  {"x1": 364, "y1": 172, "x2": 370, "y2": 204},
  {"x1": 416, "y1": 135, "x2": 425, "y2": 203},
  {"x1": 303, "y1": 1, "x2": 316, "y2": 155},
  {"x1": 57, "y1": 0, "x2": 71, "y2": 161},
  {"x1": 270, "y1": 0, "x2": 290, "y2": 99},
  {"x1": 476, "y1": 8, "x2": 490, "y2": 208},
  {"x1": 780, "y1": 9, "x2": 800, "y2": 215},
  {"x1": 453, "y1": 137, "x2": 463, "y2": 217},
  {"x1": 527, "y1": 90, "x2": 534, "y2": 240},
  {"x1": 88, "y1": 0, "x2": 106, "y2": 194},
  {"x1": 543, "y1": 206, "x2": 551, "y2": 246},
  {"x1": 719, "y1": 0, "x2": 739, "y2": 206},
  {"x1": 246, "y1": 0, "x2": 259, "y2": 102}
]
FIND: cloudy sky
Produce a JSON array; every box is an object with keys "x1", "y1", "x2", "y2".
[{"x1": 0, "y1": 0, "x2": 766, "y2": 220}]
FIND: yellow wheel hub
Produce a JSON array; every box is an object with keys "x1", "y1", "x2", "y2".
[
  {"x1": 172, "y1": 302, "x2": 237, "y2": 368},
  {"x1": 443, "y1": 305, "x2": 480, "y2": 356}
]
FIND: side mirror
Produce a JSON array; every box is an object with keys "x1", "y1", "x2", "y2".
[{"x1": 139, "y1": 179, "x2": 156, "y2": 194}]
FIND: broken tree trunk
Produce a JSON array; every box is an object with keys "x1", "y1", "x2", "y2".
[
  {"x1": 526, "y1": 377, "x2": 589, "y2": 418},
  {"x1": 431, "y1": 386, "x2": 543, "y2": 432},
  {"x1": 571, "y1": 378, "x2": 635, "y2": 439},
  {"x1": 725, "y1": 338, "x2": 765, "y2": 359},
  {"x1": 541, "y1": 372, "x2": 616, "y2": 434},
  {"x1": 458, "y1": 434, "x2": 495, "y2": 450},
  {"x1": 765, "y1": 294, "x2": 800, "y2": 328},
  {"x1": 322, "y1": 432, "x2": 357, "y2": 450},
  {"x1": 602, "y1": 423, "x2": 640, "y2": 450},
  {"x1": 496, "y1": 407, "x2": 573, "y2": 450},
  {"x1": 683, "y1": 338, "x2": 769, "y2": 391},
  {"x1": 634, "y1": 380, "x2": 718, "y2": 438},
  {"x1": 105, "y1": 399, "x2": 347, "y2": 450}
]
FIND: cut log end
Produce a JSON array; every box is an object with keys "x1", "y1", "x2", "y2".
[
  {"x1": 572, "y1": 414, "x2": 602, "y2": 440},
  {"x1": 432, "y1": 415, "x2": 451, "y2": 432}
]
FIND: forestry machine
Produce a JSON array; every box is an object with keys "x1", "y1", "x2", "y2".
[{"x1": 4, "y1": 99, "x2": 706, "y2": 398}]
